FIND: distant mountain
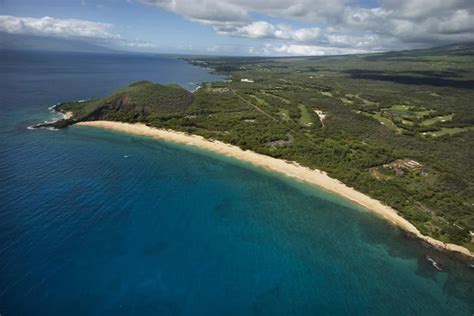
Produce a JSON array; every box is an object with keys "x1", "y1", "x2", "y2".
[
  {"x1": 409, "y1": 42, "x2": 474, "y2": 56},
  {"x1": 361, "y1": 42, "x2": 474, "y2": 62},
  {"x1": 0, "y1": 32, "x2": 117, "y2": 54}
]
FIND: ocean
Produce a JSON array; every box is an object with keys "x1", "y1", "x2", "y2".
[{"x1": 0, "y1": 50, "x2": 473, "y2": 315}]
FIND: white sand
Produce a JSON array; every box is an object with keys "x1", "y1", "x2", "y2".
[{"x1": 77, "y1": 121, "x2": 473, "y2": 258}]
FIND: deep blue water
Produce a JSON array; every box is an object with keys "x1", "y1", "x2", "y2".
[{"x1": 1, "y1": 50, "x2": 473, "y2": 315}]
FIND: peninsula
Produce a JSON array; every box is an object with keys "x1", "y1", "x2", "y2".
[{"x1": 40, "y1": 43, "x2": 474, "y2": 257}]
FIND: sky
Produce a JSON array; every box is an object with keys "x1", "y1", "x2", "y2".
[{"x1": 1, "y1": 0, "x2": 474, "y2": 56}]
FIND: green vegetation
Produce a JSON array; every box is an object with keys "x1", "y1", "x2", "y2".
[
  {"x1": 365, "y1": 112, "x2": 400, "y2": 131},
  {"x1": 421, "y1": 114, "x2": 454, "y2": 126},
  {"x1": 298, "y1": 104, "x2": 313, "y2": 126},
  {"x1": 278, "y1": 108, "x2": 290, "y2": 121},
  {"x1": 424, "y1": 126, "x2": 474, "y2": 137},
  {"x1": 55, "y1": 80, "x2": 193, "y2": 124},
  {"x1": 54, "y1": 43, "x2": 474, "y2": 249}
]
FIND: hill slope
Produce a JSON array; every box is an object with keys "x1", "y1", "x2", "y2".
[{"x1": 45, "y1": 81, "x2": 193, "y2": 128}]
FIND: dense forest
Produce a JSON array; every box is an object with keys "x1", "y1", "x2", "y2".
[{"x1": 51, "y1": 43, "x2": 474, "y2": 250}]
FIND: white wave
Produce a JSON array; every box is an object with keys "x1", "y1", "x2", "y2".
[
  {"x1": 48, "y1": 103, "x2": 60, "y2": 112},
  {"x1": 26, "y1": 124, "x2": 59, "y2": 131},
  {"x1": 426, "y1": 256, "x2": 442, "y2": 271}
]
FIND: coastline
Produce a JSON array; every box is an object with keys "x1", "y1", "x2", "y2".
[
  {"x1": 77, "y1": 120, "x2": 474, "y2": 259},
  {"x1": 27, "y1": 109, "x2": 74, "y2": 131}
]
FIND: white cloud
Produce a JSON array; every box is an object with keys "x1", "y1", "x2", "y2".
[
  {"x1": 140, "y1": 0, "x2": 345, "y2": 24},
  {"x1": 124, "y1": 40, "x2": 156, "y2": 48},
  {"x1": 140, "y1": 0, "x2": 249, "y2": 24},
  {"x1": 0, "y1": 15, "x2": 118, "y2": 39},
  {"x1": 381, "y1": 0, "x2": 471, "y2": 19},
  {"x1": 234, "y1": 21, "x2": 276, "y2": 38},
  {"x1": 252, "y1": 43, "x2": 371, "y2": 56},
  {"x1": 0, "y1": 15, "x2": 159, "y2": 52},
  {"x1": 217, "y1": 21, "x2": 322, "y2": 42},
  {"x1": 4, "y1": 0, "x2": 474, "y2": 56},
  {"x1": 139, "y1": 0, "x2": 474, "y2": 54},
  {"x1": 340, "y1": 4, "x2": 474, "y2": 45}
]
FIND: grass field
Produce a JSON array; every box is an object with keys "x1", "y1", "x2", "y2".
[
  {"x1": 424, "y1": 126, "x2": 474, "y2": 137},
  {"x1": 421, "y1": 114, "x2": 454, "y2": 126},
  {"x1": 298, "y1": 104, "x2": 313, "y2": 126}
]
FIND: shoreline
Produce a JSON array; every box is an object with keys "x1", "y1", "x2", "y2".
[
  {"x1": 27, "y1": 107, "x2": 74, "y2": 131},
  {"x1": 77, "y1": 120, "x2": 473, "y2": 259}
]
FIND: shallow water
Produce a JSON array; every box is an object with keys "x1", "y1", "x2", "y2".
[{"x1": 1, "y1": 50, "x2": 473, "y2": 315}]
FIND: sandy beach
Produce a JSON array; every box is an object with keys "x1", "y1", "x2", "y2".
[{"x1": 77, "y1": 120, "x2": 473, "y2": 258}]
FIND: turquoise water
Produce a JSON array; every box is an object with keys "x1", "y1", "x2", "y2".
[{"x1": 1, "y1": 51, "x2": 473, "y2": 315}]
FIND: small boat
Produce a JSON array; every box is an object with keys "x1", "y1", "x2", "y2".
[
  {"x1": 426, "y1": 255, "x2": 443, "y2": 271},
  {"x1": 123, "y1": 155, "x2": 131, "y2": 158}
]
